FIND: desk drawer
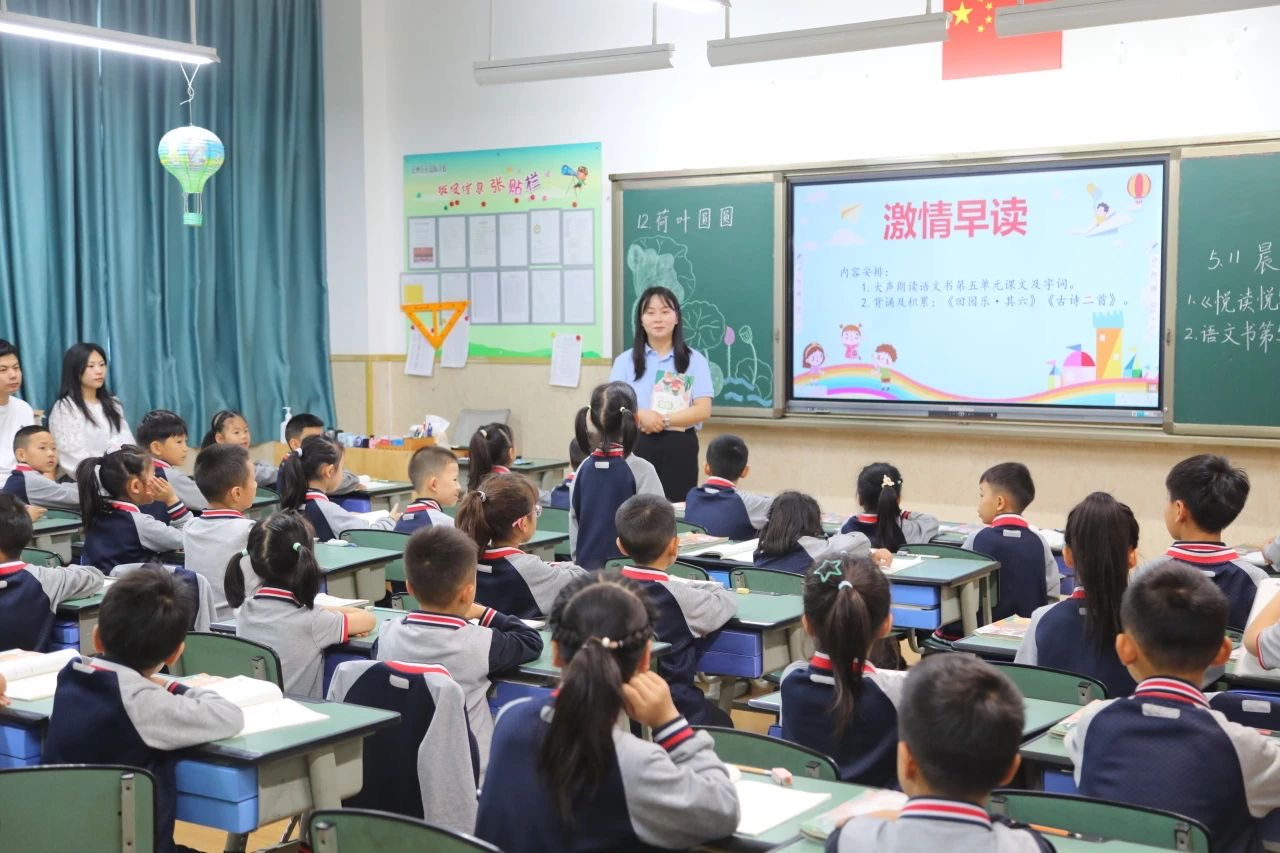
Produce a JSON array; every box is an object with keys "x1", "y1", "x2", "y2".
[
  {"x1": 697, "y1": 630, "x2": 763, "y2": 678},
  {"x1": 0, "y1": 753, "x2": 39, "y2": 768},
  {"x1": 892, "y1": 605, "x2": 940, "y2": 630},
  {"x1": 51, "y1": 619, "x2": 79, "y2": 646},
  {"x1": 890, "y1": 583, "x2": 940, "y2": 608},
  {"x1": 175, "y1": 760, "x2": 258, "y2": 802},
  {"x1": 175, "y1": 791, "x2": 259, "y2": 834},
  {"x1": 0, "y1": 724, "x2": 40, "y2": 760}
]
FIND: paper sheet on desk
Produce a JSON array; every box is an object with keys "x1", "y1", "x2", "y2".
[
  {"x1": 1243, "y1": 550, "x2": 1268, "y2": 568},
  {"x1": 884, "y1": 555, "x2": 923, "y2": 574},
  {"x1": 1234, "y1": 578, "x2": 1280, "y2": 679},
  {"x1": 682, "y1": 538, "x2": 758, "y2": 562},
  {"x1": 735, "y1": 780, "x2": 831, "y2": 836}
]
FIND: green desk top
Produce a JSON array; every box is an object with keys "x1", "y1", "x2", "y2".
[
  {"x1": 342, "y1": 480, "x2": 414, "y2": 499},
  {"x1": 458, "y1": 457, "x2": 568, "y2": 472},
  {"x1": 250, "y1": 492, "x2": 279, "y2": 509},
  {"x1": 715, "y1": 773, "x2": 879, "y2": 851},
  {"x1": 32, "y1": 515, "x2": 81, "y2": 535},
  {"x1": 952, "y1": 632, "x2": 1021, "y2": 659},
  {"x1": 57, "y1": 590, "x2": 105, "y2": 612},
  {"x1": 890, "y1": 555, "x2": 999, "y2": 587},
  {"x1": 528, "y1": 529, "x2": 569, "y2": 547},
  {"x1": 729, "y1": 591, "x2": 803, "y2": 630},
  {"x1": 1020, "y1": 729, "x2": 1072, "y2": 768},
  {"x1": 314, "y1": 542, "x2": 401, "y2": 573}
]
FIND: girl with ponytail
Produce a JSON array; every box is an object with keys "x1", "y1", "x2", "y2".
[
  {"x1": 779, "y1": 554, "x2": 906, "y2": 786},
  {"x1": 199, "y1": 409, "x2": 277, "y2": 487},
  {"x1": 278, "y1": 434, "x2": 400, "y2": 540},
  {"x1": 476, "y1": 572, "x2": 739, "y2": 852},
  {"x1": 77, "y1": 445, "x2": 190, "y2": 574},
  {"x1": 841, "y1": 462, "x2": 939, "y2": 551},
  {"x1": 466, "y1": 422, "x2": 515, "y2": 492},
  {"x1": 755, "y1": 490, "x2": 893, "y2": 575}
]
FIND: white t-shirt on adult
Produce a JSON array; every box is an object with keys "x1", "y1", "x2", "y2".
[
  {"x1": 48, "y1": 397, "x2": 136, "y2": 479},
  {"x1": 0, "y1": 396, "x2": 35, "y2": 478}
]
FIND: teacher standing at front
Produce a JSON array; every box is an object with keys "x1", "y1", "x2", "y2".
[{"x1": 609, "y1": 286, "x2": 713, "y2": 501}]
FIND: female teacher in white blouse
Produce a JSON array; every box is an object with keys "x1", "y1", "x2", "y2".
[
  {"x1": 48, "y1": 342, "x2": 135, "y2": 479},
  {"x1": 609, "y1": 286, "x2": 713, "y2": 501}
]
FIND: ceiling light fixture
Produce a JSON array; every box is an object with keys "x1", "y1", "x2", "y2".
[
  {"x1": 997, "y1": 0, "x2": 1280, "y2": 37},
  {"x1": 0, "y1": 5, "x2": 217, "y2": 65}
]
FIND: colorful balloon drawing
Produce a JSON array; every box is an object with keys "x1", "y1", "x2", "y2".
[
  {"x1": 1127, "y1": 172, "x2": 1152, "y2": 205},
  {"x1": 157, "y1": 125, "x2": 225, "y2": 226}
]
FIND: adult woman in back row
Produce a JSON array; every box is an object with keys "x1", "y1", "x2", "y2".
[{"x1": 48, "y1": 342, "x2": 134, "y2": 479}]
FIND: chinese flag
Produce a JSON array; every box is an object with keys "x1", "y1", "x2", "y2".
[{"x1": 942, "y1": 0, "x2": 1062, "y2": 80}]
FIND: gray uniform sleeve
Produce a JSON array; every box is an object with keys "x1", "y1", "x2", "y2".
[
  {"x1": 338, "y1": 469, "x2": 362, "y2": 493},
  {"x1": 418, "y1": 672, "x2": 479, "y2": 834},
  {"x1": 1015, "y1": 603, "x2": 1053, "y2": 665},
  {"x1": 189, "y1": 572, "x2": 216, "y2": 632},
  {"x1": 1039, "y1": 533, "x2": 1060, "y2": 599},
  {"x1": 802, "y1": 532, "x2": 871, "y2": 561},
  {"x1": 113, "y1": 667, "x2": 245, "y2": 749},
  {"x1": 867, "y1": 669, "x2": 907, "y2": 707},
  {"x1": 568, "y1": 476, "x2": 578, "y2": 555},
  {"x1": 168, "y1": 471, "x2": 208, "y2": 512},
  {"x1": 665, "y1": 580, "x2": 738, "y2": 636},
  {"x1": 133, "y1": 512, "x2": 187, "y2": 552},
  {"x1": 1237, "y1": 558, "x2": 1269, "y2": 586},
  {"x1": 30, "y1": 564, "x2": 104, "y2": 610},
  {"x1": 1255, "y1": 624, "x2": 1280, "y2": 670},
  {"x1": 962, "y1": 529, "x2": 980, "y2": 551},
  {"x1": 901, "y1": 511, "x2": 940, "y2": 545},
  {"x1": 253, "y1": 461, "x2": 278, "y2": 488},
  {"x1": 508, "y1": 553, "x2": 589, "y2": 615},
  {"x1": 627, "y1": 455, "x2": 665, "y2": 498},
  {"x1": 1265, "y1": 537, "x2": 1280, "y2": 566},
  {"x1": 1216, "y1": 713, "x2": 1280, "y2": 817},
  {"x1": 317, "y1": 500, "x2": 397, "y2": 537},
  {"x1": 325, "y1": 659, "x2": 375, "y2": 701},
  {"x1": 740, "y1": 492, "x2": 774, "y2": 531},
  {"x1": 24, "y1": 474, "x2": 81, "y2": 511},
  {"x1": 1065, "y1": 698, "x2": 1113, "y2": 786},
  {"x1": 312, "y1": 607, "x2": 348, "y2": 647}
]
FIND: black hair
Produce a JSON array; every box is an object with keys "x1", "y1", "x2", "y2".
[
  {"x1": 804, "y1": 554, "x2": 890, "y2": 734},
  {"x1": 467, "y1": 423, "x2": 514, "y2": 492},
  {"x1": 757, "y1": 490, "x2": 825, "y2": 557},
  {"x1": 980, "y1": 461, "x2": 1036, "y2": 513},
  {"x1": 629, "y1": 286, "x2": 691, "y2": 380},
  {"x1": 75, "y1": 445, "x2": 152, "y2": 530},
  {"x1": 99, "y1": 564, "x2": 195, "y2": 670},
  {"x1": 1121, "y1": 559, "x2": 1228, "y2": 672},
  {"x1": 56, "y1": 342, "x2": 124, "y2": 432},
  {"x1": 857, "y1": 462, "x2": 906, "y2": 553},
  {"x1": 0, "y1": 340, "x2": 17, "y2": 361},
  {"x1": 1165, "y1": 454, "x2": 1250, "y2": 534},
  {"x1": 408, "y1": 445, "x2": 458, "y2": 489},
  {"x1": 0, "y1": 493, "x2": 34, "y2": 559},
  {"x1": 284, "y1": 413, "x2": 325, "y2": 445},
  {"x1": 278, "y1": 434, "x2": 343, "y2": 510},
  {"x1": 195, "y1": 443, "x2": 252, "y2": 503},
  {"x1": 1064, "y1": 492, "x2": 1139, "y2": 657},
  {"x1": 574, "y1": 382, "x2": 639, "y2": 457},
  {"x1": 456, "y1": 472, "x2": 538, "y2": 549},
  {"x1": 898, "y1": 654, "x2": 1025, "y2": 799},
  {"x1": 706, "y1": 434, "x2": 749, "y2": 481},
  {"x1": 542, "y1": 572, "x2": 656, "y2": 819},
  {"x1": 568, "y1": 437, "x2": 587, "y2": 470},
  {"x1": 200, "y1": 409, "x2": 248, "y2": 449},
  {"x1": 225, "y1": 511, "x2": 321, "y2": 609},
  {"x1": 614, "y1": 494, "x2": 676, "y2": 565},
  {"x1": 403, "y1": 525, "x2": 480, "y2": 608},
  {"x1": 13, "y1": 424, "x2": 50, "y2": 453},
  {"x1": 136, "y1": 409, "x2": 189, "y2": 450}
]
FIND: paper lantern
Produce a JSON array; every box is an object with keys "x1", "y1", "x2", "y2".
[{"x1": 157, "y1": 125, "x2": 225, "y2": 226}]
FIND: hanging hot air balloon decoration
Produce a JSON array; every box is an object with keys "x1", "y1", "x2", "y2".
[
  {"x1": 157, "y1": 125, "x2": 224, "y2": 226},
  {"x1": 1126, "y1": 172, "x2": 1152, "y2": 206}
]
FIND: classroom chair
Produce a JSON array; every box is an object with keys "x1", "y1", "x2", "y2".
[
  {"x1": 729, "y1": 567, "x2": 803, "y2": 596},
  {"x1": 694, "y1": 726, "x2": 839, "y2": 781},
  {"x1": 0, "y1": 764, "x2": 156, "y2": 852},
  {"x1": 537, "y1": 506, "x2": 572, "y2": 560},
  {"x1": 340, "y1": 529, "x2": 409, "y2": 584},
  {"x1": 310, "y1": 808, "x2": 500, "y2": 853},
  {"x1": 174, "y1": 632, "x2": 283, "y2": 688},
  {"x1": 989, "y1": 662, "x2": 1107, "y2": 704},
  {"x1": 1209, "y1": 690, "x2": 1280, "y2": 730},
  {"x1": 988, "y1": 790, "x2": 1211, "y2": 852},
  {"x1": 393, "y1": 592, "x2": 422, "y2": 612},
  {"x1": 20, "y1": 547, "x2": 63, "y2": 567},
  {"x1": 602, "y1": 557, "x2": 710, "y2": 581}
]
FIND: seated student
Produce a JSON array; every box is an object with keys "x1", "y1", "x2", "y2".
[
  {"x1": 276, "y1": 412, "x2": 361, "y2": 494},
  {"x1": 43, "y1": 566, "x2": 244, "y2": 853},
  {"x1": 226, "y1": 512, "x2": 375, "y2": 698},
  {"x1": 543, "y1": 438, "x2": 585, "y2": 511},
  {"x1": 828, "y1": 654, "x2": 1052, "y2": 853},
  {"x1": 3, "y1": 425, "x2": 80, "y2": 510},
  {"x1": 200, "y1": 409, "x2": 278, "y2": 488},
  {"x1": 76, "y1": 446, "x2": 191, "y2": 574},
  {"x1": 753, "y1": 490, "x2": 890, "y2": 575},
  {"x1": 1066, "y1": 562, "x2": 1280, "y2": 853},
  {"x1": 0, "y1": 493, "x2": 102, "y2": 650},
  {"x1": 279, "y1": 434, "x2": 400, "y2": 541},
  {"x1": 136, "y1": 410, "x2": 207, "y2": 520},
  {"x1": 476, "y1": 573, "x2": 740, "y2": 852},
  {"x1": 1245, "y1": 577, "x2": 1280, "y2": 670},
  {"x1": 780, "y1": 555, "x2": 905, "y2": 786},
  {"x1": 1138, "y1": 454, "x2": 1265, "y2": 630},
  {"x1": 456, "y1": 472, "x2": 587, "y2": 619},
  {"x1": 395, "y1": 445, "x2": 460, "y2": 533},
  {"x1": 376, "y1": 525, "x2": 542, "y2": 766},
  {"x1": 683, "y1": 434, "x2": 772, "y2": 541},
  {"x1": 840, "y1": 463, "x2": 939, "y2": 551},
  {"x1": 614, "y1": 494, "x2": 737, "y2": 727},
  {"x1": 1017, "y1": 492, "x2": 1139, "y2": 698},
  {"x1": 0, "y1": 339, "x2": 34, "y2": 480},
  {"x1": 466, "y1": 422, "x2": 516, "y2": 492},
  {"x1": 183, "y1": 444, "x2": 258, "y2": 619}
]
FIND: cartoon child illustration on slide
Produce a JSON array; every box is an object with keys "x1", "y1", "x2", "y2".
[
  {"x1": 839, "y1": 323, "x2": 862, "y2": 360},
  {"x1": 802, "y1": 342, "x2": 827, "y2": 377},
  {"x1": 562, "y1": 164, "x2": 589, "y2": 193},
  {"x1": 874, "y1": 343, "x2": 898, "y2": 391}
]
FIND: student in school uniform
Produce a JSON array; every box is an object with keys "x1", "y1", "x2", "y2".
[
  {"x1": 48, "y1": 342, "x2": 136, "y2": 479},
  {"x1": 43, "y1": 566, "x2": 244, "y2": 853},
  {"x1": 275, "y1": 412, "x2": 362, "y2": 494},
  {"x1": 683, "y1": 434, "x2": 772, "y2": 541},
  {"x1": 840, "y1": 462, "x2": 939, "y2": 551},
  {"x1": 1245, "y1": 573, "x2": 1280, "y2": 669},
  {"x1": 0, "y1": 340, "x2": 34, "y2": 480},
  {"x1": 1066, "y1": 562, "x2": 1280, "y2": 853},
  {"x1": 137, "y1": 409, "x2": 208, "y2": 515},
  {"x1": 3, "y1": 425, "x2": 80, "y2": 511},
  {"x1": 1017, "y1": 492, "x2": 1139, "y2": 698},
  {"x1": 279, "y1": 434, "x2": 400, "y2": 541},
  {"x1": 827, "y1": 654, "x2": 1053, "y2": 853},
  {"x1": 375, "y1": 525, "x2": 543, "y2": 767},
  {"x1": 543, "y1": 438, "x2": 585, "y2": 511},
  {"x1": 76, "y1": 446, "x2": 191, "y2": 574},
  {"x1": 466, "y1": 422, "x2": 516, "y2": 492},
  {"x1": 476, "y1": 572, "x2": 740, "y2": 852},
  {"x1": 225, "y1": 512, "x2": 375, "y2": 698},
  {"x1": 200, "y1": 409, "x2": 279, "y2": 488},
  {"x1": 394, "y1": 445, "x2": 460, "y2": 533},
  {"x1": 182, "y1": 444, "x2": 258, "y2": 619},
  {"x1": 753, "y1": 490, "x2": 891, "y2": 575}
]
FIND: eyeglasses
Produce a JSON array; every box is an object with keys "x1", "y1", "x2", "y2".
[{"x1": 511, "y1": 504, "x2": 543, "y2": 528}]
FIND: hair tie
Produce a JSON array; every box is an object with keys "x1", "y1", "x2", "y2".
[
  {"x1": 618, "y1": 406, "x2": 631, "y2": 415},
  {"x1": 838, "y1": 580, "x2": 853, "y2": 590},
  {"x1": 477, "y1": 489, "x2": 487, "y2": 503},
  {"x1": 294, "y1": 447, "x2": 303, "y2": 456},
  {"x1": 241, "y1": 548, "x2": 249, "y2": 557},
  {"x1": 814, "y1": 559, "x2": 843, "y2": 584},
  {"x1": 881, "y1": 474, "x2": 895, "y2": 489},
  {"x1": 590, "y1": 636, "x2": 620, "y2": 650},
  {"x1": 292, "y1": 542, "x2": 302, "y2": 553},
  {"x1": 479, "y1": 428, "x2": 488, "y2": 438}
]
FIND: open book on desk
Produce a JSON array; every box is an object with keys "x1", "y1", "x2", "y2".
[
  {"x1": 681, "y1": 538, "x2": 759, "y2": 563},
  {"x1": 199, "y1": 675, "x2": 329, "y2": 736},
  {"x1": 0, "y1": 648, "x2": 79, "y2": 701}
]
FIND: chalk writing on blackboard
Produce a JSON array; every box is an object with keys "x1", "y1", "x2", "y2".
[{"x1": 1182, "y1": 243, "x2": 1280, "y2": 353}]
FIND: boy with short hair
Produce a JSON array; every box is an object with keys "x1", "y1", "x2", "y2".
[
  {"x1": 277, "y1": 412, "x2": 361, "y2": 493},
  {"x1": 1067, "y1": 561, "x2": 1280, "y2": 853},
  {"x1": 544, "y1": 438, "x2": 586, "y2": 511},
  {"x1": 183, "y1": 444, "x2": 258, "y2": 618},
  {"x1": 829, "y1": 654, "x2": 1051, "y2": 852},
  {"x1": 137, "y1": 410, "x2": 207, "y2": 513},
  {"x1": 43, "y1": 565, "x2": 243, "y2": 853},
  {"x1": 0, "y1": 339, "x2": 34, "y2": 479},
  {"x1": 395, "y1": 445, "x2": 460, "y2": 533},
  {"x1": 614, "y1": 493, "x2": 739, "y2": 727},
  {"x1": 3, "y1": 425, "x2": 80, "y2": 510},
  {"x1": 683, "y1": 434, "x2": 773, "y2": 541},
  {"x1": 375, "y1": 525, "x2": 542, "y2": 767}
]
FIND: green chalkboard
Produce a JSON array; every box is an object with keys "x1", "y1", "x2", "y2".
[
  {"x1": 1173, "y1": 147, "x2": 1280, "y2": 434},
  {"x1": 615, "y1": 179, "x2": 779, "y2": 414}
]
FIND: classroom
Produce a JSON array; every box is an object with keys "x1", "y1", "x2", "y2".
[{"x1": 2, "y1": 1, "x2": 1280, "y2": 851}]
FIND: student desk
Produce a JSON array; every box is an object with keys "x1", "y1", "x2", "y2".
[
  {"x1": 952, "y1": 631, "x2": 1021, "y2": 660},
  {"x1": 53, "y1": 593, "x2": 104, "y2": 655},
  {"x1": 31, "y1": 513, "x2": 81, "y2": 563},
  {"x1": 331, "y1": 480, "x2": 414, "y2": 514},
  {"x1": 525, "y1": 528, "x2": 570, "y2": 562},
  {"x1": 246, "y1": 491, "x2": 279, "y2": 520},
  {"x1": 458, "y1": 456, "x2": 568, "y2": 490},
  {"x1": 314, "y1": 542, "x2": 400, "y2": 602}
]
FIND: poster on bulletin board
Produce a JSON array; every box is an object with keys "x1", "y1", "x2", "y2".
[{"x1": 403, "y1": 142, "x2": 604, "y2": 359}]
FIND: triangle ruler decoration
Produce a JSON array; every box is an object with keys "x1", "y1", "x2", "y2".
[{"x1": 401, "y1": 301, "x2": 469, "y2": 349}]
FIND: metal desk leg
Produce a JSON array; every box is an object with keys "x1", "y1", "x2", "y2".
[
  {"x1": 223, "y1": 832, "x2": 249, "y2": 853},
  {"x1": 959, "y1": 581, "x2": 980, "y2": 636},
  {"x1": 980, "y1": 575, "x2": 994, "y2": 626}
]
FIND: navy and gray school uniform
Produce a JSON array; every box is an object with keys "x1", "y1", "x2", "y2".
[
  {"x1": 1138, "y1": 542, "x2": 1266, "y2": 630},
  {"x1": 964, "y1": 513, "x2": 1058, "y2": 621},
  {"x1": 840, "y1": 509, "x2": 940, "y2": 548},
  {"x1": 2, "y1": 463, "x2": 79, "y2": 510},
  {"x1": 43, "y1": 656, "x2": 243, "y2": 853},
  {"x1": 618, "y1": 565, "x2": 738, "y2": 725},
  {"x1": 477, "y1": 546, "x2": 589, "y2": 618},
  {"x1": 1265, "y1": 536, "x2": 1280, "y2": 568},
  {"x1": 684, "y1": 477, "x2": 773, "y2": 541},
  {"x1": 253, "y1": 460, "x2": 278, "y2": 488},
  {"x1": 1016, "y1": 588, "x2": 1137, "y2": 698},
  {"x1": 299, "y1": 489, "x2": 397, "y2": 541},
  {"x1": 779, "y1": 652, "x2": 906, "y2": 786},
  {"x1": 235, "y1": 586, "x2": 349, "y2": 698},
  {"x1": 181, "y1": 508, "x2": 256, "y2": 619},
  {"x1": 393, "y1": 498, "x2": 453, "y2": 534},
  {"x1": 569, "y1": 444, "x2": 664, "y2": 570},
  {"x1": 0, "y1": 560, "x2": 103, "y2": 651},
  {"x1": 374, "y1": 607, "x2": 542, "y2": 766},
  {"x1": 82, "y1": 499, "x2": 190, "y2": 575},
  {"x1": 1248, "y1": 622, "x2": 1280, "y2": 671},
  {"x1": 1066, "y1": 676, "x2": 1280, "y2": 853},
  {"x1": 546, "y1": 473, "x2": 573, "y2": 510},
  {"x1": 276, "y1": 458, "x2": 361, "y2": 495},
  {"x1": 476, "y1": 699, "x2": 740, "y2": 852},
  {"x1": 154, "y1": 459, "x2": 207, "y2": 512},
  {"x1": 828, "y1": 798, "x2": 1053, "y2": 853},
  {"x1": 754, "y1": 532, "x2": 871, "y2": 575}
]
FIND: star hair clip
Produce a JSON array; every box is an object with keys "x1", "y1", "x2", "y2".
[{"x1": 814, "y1": 559, "x2": 844, "y2": 584}]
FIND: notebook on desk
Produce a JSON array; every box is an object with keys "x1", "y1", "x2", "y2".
[
  {"x1": 0, "y1": 648, "x2": 79, "y2": 701},
  {"x1": 198, "y1": 676, "x2": 329, "y2": 736}
]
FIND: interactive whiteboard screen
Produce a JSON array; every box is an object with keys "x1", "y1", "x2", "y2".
[{"x1": 788, "y1": 159, "x2": 1167, "y2": 423}]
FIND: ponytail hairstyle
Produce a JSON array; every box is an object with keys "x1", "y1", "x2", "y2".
[
  {"x1": 856, "y1": 462, "x2": 906, "y2": 553},
  {"x1": 225, "y1": 511, "x2": 321, "y2": 609},
  {"x1": 757, "y1": 490, "x2": 825, "y2": 557},
  {"x1": 1064, "y1": 491, "x2": 1139, "y2": 657},
  {"x1": 456, "y1": 472, "x2": 539, "y2": 549},
  {"x1": 200, "y1": 409, "x2": 249, "y2": 449},
  {"x1": 629, "y1": 286, "x2": 691, "y2": 381},
  {"x1": 466, "y1": 423, "x2": 514, "y2": 492},
  {"x1": 574, "y1": 381, "x2": 639, "y2": 457},
  {"x1": 76, "y1": 445, "x2": 152, "y2": 531},
  {"x1": 541, "y1": 571, "x2": 656, "y2": 819},
  {"x1": 56, "y1": 342, "x2": 124, "y2": 432},
  {"x1": 804, "y1": 554, "x2": 891, "y2": 733},
  {"x1": 278, "y1": 434, "x2": 343, "y2": 510}
]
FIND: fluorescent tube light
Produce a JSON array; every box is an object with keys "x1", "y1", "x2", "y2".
[
  {"x1": 997, "y1": 0, "x2": 1280, "y2": 37},
  {"x1": 474, "y1": 43, "x2": 675, "y2": 84},
  {"x1": 0, "y1": 9, "x2": 218, "y2": 64},
  {"x1": 706, "y1": 12, "x2": 949, "y2": 67},
  {"x1": 655, "y1": 0, "x2": 729, "y2": 11}
]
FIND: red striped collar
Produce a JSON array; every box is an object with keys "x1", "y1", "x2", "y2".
[
  {"x1": 1133, "y1": 677, "x2": 1210, "y2": 709},
  {"x1": 0, "y1": 561, "x2": 27, "y2": 576},
  {"x1": 809, "y1": 651, "x2": 876, "y2": 674},
  {"x1": 482, "y1": 547, "x2": 525, "y2": 560},
  {"x1": 154, "y1": 459, "x2": 172, "y2": 470},
  {"x1": 254, "y1": 587, "x2": 302, "y2": 607},
  {"x1": 900, "y1": 798, "x2": 991, "y2": 829},
  {"x1": 564, "y1": 472, "x2": 575, "y2": 482},
  {"x1": 1069, "y1": 587, "x2": 1086, "y2": 600},
  {"x1": 405, "y1": 499, "x2": 442, "y2": 514},
  {"x1": 385, "y1": 661, "x2": 452, "y2": 678},
  {"x1": 305, "y1": 490, "x2": 330, "y2": 503},
  {"x1": 109, "y1": 500, "x2": 140, "y2": 513},
  {"x1": 591, "y1": 444, "x2": 625, "y2": 458},
  {"x1": 492, "y1": 465, "x2": 512, "y2": 475},
  {"x1": 1167, "y1": 542, "x2": 1238, "y2": 564},
  {"x1": 403, "y1": 611, "x2": 469, "y2": 630},
  {"x1": 702, "y1": 477, "x2": 737, "y2": 490},
  {"x1": 991, "y1": 514, "x2": 1029, "y2": 528},
  {"x1": 201, "y1": 509, "x2": 246, "y2": 520},
  {"x1": 853, "y1": 513, "x2": 878, "y2": 524},
  {"x1": 620, "y1": 566, "x2": 669, "y2": 583},
  {"x1": 13, "y1": 464, "x2": 34, "y2": 473}
]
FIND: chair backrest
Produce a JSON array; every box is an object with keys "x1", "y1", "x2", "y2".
[
  {"x1": 341, "y1": 529, "x2": 409, "y2": 583},
  {"x1": 897, "y1": 543, "x2": 993, "y2": 561},
  {"x1": 310, "y1": 808, "x2": 500, "y2": 852},
  {"x1": 990, "y1": 662, "x2": 1107, "y2": 704},
  {"x1": 177, "y1": 631, "x2": 283, "y2": 688},
  {"x1": 989, "y1": 790, "x2": 1212, "y2": 852},
  {"x1": 537, "y1": 506, "x2": 570, "y2": 534},
  {"x1": 694, "y1": 726, "x2": 839, "y2": 781},
  {"x1": 1208, "y1": 690, "x2": 1280, "y2": 730},
  {"x1": 675, "y1": 520, "x2": 708, "y2": 535},
  {"x1": 394, "y1": 592, "x2": 422, "y2": 612},
  {"x1": 21, "y1": 547, "x2": 63, "y2": 567},
  {"x1": 452, "y1": 409, "x2": 510, "y2": 450},
  {"x1": 0, "y1": 764, "x2": 156, "y2": 852},
  {"x1": 730, "y1": 567, "x2": 803, "y2": 595},
  {"x1": 668, "y1": 561, "x2": 711, "y2": 582}
]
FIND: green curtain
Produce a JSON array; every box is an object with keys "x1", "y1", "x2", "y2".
[{"x1": 0, "y1": 0, "x2": 334, "y2": 441}]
